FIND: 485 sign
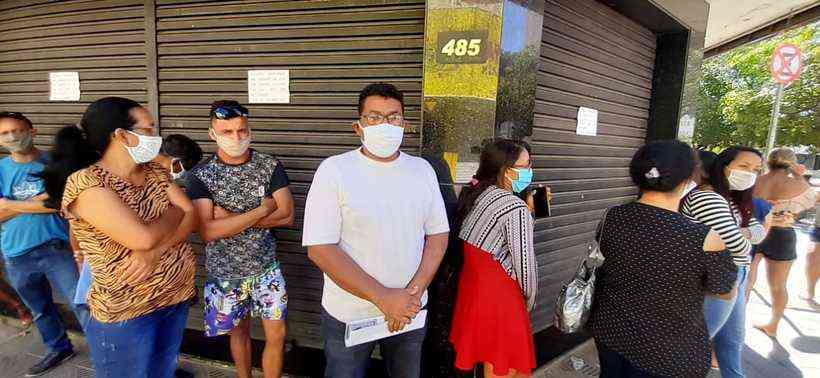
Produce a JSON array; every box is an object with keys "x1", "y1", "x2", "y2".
[{"x1": 436, "y1": 30, "x2": 490, "y2": 64}]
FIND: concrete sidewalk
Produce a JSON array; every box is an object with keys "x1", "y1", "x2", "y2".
[{"x1": 0, "y1": 316, "x2": 284, "y2": 378}]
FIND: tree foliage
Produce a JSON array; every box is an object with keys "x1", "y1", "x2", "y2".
[{"x1": 695, "y1": 22, "x2": 818, "y2": 151}]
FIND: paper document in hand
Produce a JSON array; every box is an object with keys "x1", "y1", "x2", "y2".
[{"x1": 344, "y1": 310, "x2": 427, "y2": 347}]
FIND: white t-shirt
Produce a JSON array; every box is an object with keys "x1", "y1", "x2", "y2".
[{"x1": 302, "y1": 149, "x2": 450, "y2": 322}]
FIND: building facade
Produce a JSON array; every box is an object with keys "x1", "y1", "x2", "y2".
[{"x1": 0, "y1": 0, "x2": 710, "y2": 366}]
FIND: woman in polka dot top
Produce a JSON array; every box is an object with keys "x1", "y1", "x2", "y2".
[{"x1": 589, "y1": 140, "x2": 737, "y2": 377}]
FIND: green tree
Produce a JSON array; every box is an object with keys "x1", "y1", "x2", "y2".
[{"x1": 695, "y1": 22, "x2": 818, "y2": 151}]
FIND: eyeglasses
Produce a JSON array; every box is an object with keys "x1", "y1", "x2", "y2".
[
  {"x1": 210, "y1": 105, "x2": 249, "y2": 120},
  {"x1": 360, "y1": 113, "x2": 404, "y2": 126}
]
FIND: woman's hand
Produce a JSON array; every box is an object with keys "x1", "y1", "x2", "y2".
[
  {"x1": 120, "y1": 249, "x2": 161, "y2": 285},
  {"x1": 525, "y1": 185, "x2": 552, "y2": 214}
]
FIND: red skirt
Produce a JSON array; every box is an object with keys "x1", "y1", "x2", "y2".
[{"x1": 450, "y1": 242, "x2": 536, "y2": 375}]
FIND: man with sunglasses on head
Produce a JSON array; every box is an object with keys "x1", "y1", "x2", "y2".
[
  {"x1": 302, "y1": 83, "x2": 449, "y2": 378},
  {"x1": 186, "y1": 101, "x2": 294, "y2": 378},
  {"x1": 0, "y1": 112, "x2": 89, "y2": 376}
]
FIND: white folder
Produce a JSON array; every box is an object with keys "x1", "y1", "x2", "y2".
[{"x1": 344, "y1": 310, "x2": 427, "y2": 347}]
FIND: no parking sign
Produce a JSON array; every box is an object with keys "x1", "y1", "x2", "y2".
[{"x1": 771, "y1": 44, "x2": 804, "y2": 85}]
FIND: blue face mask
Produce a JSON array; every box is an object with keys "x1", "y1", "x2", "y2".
[{"x1": 509, "y1": 168, "x2": 533, "y2": 193}]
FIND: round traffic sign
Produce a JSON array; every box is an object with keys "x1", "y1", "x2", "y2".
[{"x1": 771, "y1": 44, "x2": 803, "y2": 85}]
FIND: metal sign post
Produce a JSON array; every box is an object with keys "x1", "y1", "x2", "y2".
[
  {"x1": 766, "y1": 44, "x2": 804, "y2": 158},
  {"x1": 765, "y1": 83, "x2": 785, "y2": 158}
]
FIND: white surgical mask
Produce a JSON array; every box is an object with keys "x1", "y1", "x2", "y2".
[
  {"x1": 360, "y1": 122, "x2": 403, "y2": 158},
  {"x1": 0, "y1": 131, "x2": 33, "y2": 153},
  {"x1": 728, "y1": 169, "x2": 757, "y2": 191},
  {"x1": 211, "y1": 130, "x2": 251, "y2": 157},
  {"x1": 123, "y1": 130, "x2": 162, "y2": 164}
]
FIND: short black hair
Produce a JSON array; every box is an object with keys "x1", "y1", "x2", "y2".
[
  {"x1": 630, "y1": 140, "x2": 696, "y2": 192},
  {"x1": 161, "y1": 134, "x2": 203, "y2": 170},
  {"x1": 358, "y1": 83, "x2": 404, "y2": 114},
  {"x1": 0, "y1": 111, "x2": 33, "y2": 129}
]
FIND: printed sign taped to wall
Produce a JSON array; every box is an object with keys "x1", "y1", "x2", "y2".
[
  {"x1": 49, "y1": 72, "x2": 80, "y2": 101},
  {"x1": 248, "y1": 70, "x2": 289, "y2": 104},
  {"x1": 576, "y1": 107, "x2": 598, "y2": 136},
  {"x1": 678, "y1": 114, "x2": 695, "y2": 141},
  {"x1": 454, "y1": 162, "x2": 480, "y2": 184}
]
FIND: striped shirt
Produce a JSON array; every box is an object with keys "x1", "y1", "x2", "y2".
[
  {"x1": 459, "y1": 186, "x2": 537, "y2": 310},
  {"x1": 681, "y1": 189, "x2": 761, "y2": 266}
]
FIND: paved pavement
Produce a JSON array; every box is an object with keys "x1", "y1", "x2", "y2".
[
  {"x1": 743, "y1": 229, "x2": 819, "y2": 378},
  {"x1": 0, "y1": 316, "x2": 287, "y2": 378},
  {"x1": 538, "y1": 229, "x2": 819, "y2": 378}
]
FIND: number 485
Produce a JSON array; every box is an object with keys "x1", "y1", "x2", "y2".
[{"x1": 441, "y1": 38, "x2": 482, "y2": 57}]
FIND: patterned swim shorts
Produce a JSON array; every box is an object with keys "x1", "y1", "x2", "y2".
[{"x1": 203, "y1": 262, "x2": 287, "y2": 337}]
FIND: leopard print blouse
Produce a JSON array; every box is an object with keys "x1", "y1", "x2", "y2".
[{"x1": 62, "y1": 162, "x2": 196, "y2": 323}]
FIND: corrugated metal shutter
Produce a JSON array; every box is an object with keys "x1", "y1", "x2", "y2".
[
  {"x1": 0, "y1": 0, "x2": 148, "y2": 148},
  {"x1": 532, "y1": 0, "x2": 656, "y2": 331},
  {"x1": 155, "y1": 0, "x2": 425, "y2": 348}
]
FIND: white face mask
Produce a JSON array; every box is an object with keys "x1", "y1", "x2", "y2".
[
  {"x1": 123, "y1": 130, "x2": 162, "y2": 164},
  {"x1": 211, "y1": 130, "x2": 251, "y2": 157},
  {"x1": 360, "y1": 122, "x2": 403, "y2": 158},
  {"x1": 728, "y1": 169, "x2": 757, "y2": 191},
  {"x1": 0, "y1": 131, "x2": 32, "y2": 153}
]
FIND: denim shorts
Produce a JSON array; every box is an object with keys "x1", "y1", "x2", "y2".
[{"x1": 203, "y1": 262, "x2": 287, "y2": 337}]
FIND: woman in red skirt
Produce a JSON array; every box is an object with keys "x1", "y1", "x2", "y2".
[{"x1": 450, "y1": 139, "x2": 537, "y2": 377}]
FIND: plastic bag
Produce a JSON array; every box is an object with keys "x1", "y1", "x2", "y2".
[
  {"x1": 554, "y1": 209, "x2": 609, "y2": 333},
  {"x1": 554, "y1": 242, "x2": 600, "y2": 333}
]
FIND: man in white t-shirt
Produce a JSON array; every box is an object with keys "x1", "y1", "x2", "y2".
[{"x1": 302, "y1": 83, "x2": 449, "y2": 378}]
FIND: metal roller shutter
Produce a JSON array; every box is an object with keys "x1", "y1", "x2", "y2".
[
  {"x1": 533, "y1": 0, "x2": 656, "y2": 331},
  {"x1": 155, "y1": 0, "x2": 425, "y2": 348},
  {"x1": 0, "y1": 0, "x2": 148, "y2": 148}
]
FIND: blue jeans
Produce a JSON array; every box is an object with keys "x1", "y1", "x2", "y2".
[
  {"x1": 704, "y1": 266, "x2": 748, "y2": 378},
  {"x1": 86, "y1": 300, "x2": 190, "y2": 378},
  {"x1": 4, "y1": 239, "x2": 89, "y2": 353},
  {"x1": 321, "y1": 308, "x2": 427, "y2": 378}
]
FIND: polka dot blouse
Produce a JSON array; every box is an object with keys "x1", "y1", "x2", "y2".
[{"x1": 589, "y1": 202, "x2": 738, "y2": 377}]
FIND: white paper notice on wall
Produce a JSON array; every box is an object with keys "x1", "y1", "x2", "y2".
[
  {"x1": 678, "y1": 114, "x2": 696, "y2": 141},
  {"x1": 576, "y1": 107, "x2": 598, "y2": 136},
  {"x1": 49, "y1": 72, "x2": 80, "y2": 101},
  {"x1": 248, "y1": 70, "x2": 290, "y2": 104},
  {"x1": 454, "y1": 162, "x2": 480, "y2": 184}
]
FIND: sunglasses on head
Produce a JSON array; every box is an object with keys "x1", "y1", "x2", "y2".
[
  {"x1": 0, "y1": 111, "x2": 33, "y2": 127},
  {"x1": 210, "y1": 105, "x2": 249, "y2": 120}
]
